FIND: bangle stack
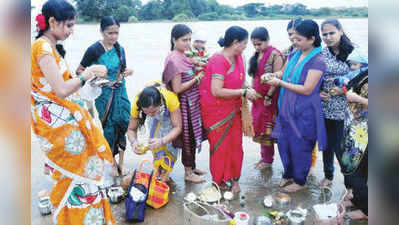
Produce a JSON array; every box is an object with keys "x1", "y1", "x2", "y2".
[
  {"x1": 242, "y1": 88, "x2": 248, "y2": 97},
  {"x1": 78, "y1": 75, "x2": 86, "y2": 86}
]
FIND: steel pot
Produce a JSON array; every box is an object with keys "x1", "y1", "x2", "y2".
[
  {"x1": 107, "y1": 186, "x2": 124, "y2": 204},
  {"x1": 253, "y1": 216, "x2": 273, "y2": 225},
  {"x1": 38, "y1": 196, "x2": 52, "y2": 216}
]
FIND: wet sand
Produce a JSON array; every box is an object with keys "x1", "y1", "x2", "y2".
[{"x1": 31, "y1": 134, "x2": 367, "y2": 225}]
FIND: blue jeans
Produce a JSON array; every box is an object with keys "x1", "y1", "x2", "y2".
[{"x1": 322, "y1": 119, "x2": 344, "y2": 180}]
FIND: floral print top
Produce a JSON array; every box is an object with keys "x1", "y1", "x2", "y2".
[
  {"x1": 321, "y1": 47, "x2": 350, "y2": 120},
  {"x1": 341, "y1": 80, "x2": 368, "y2": 175}
]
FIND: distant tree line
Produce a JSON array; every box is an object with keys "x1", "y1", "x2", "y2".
[{"x1": 73, "y1": 0, "x2": 368, "y2": 23}]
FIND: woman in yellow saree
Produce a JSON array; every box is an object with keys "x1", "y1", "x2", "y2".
[{"x1": 31, "y1": 1, "x2": 115, "y2": 224}]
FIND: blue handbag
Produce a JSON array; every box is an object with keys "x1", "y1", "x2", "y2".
[{"x1": 125, "y1": 169, "x2": 152, "y2": 222}]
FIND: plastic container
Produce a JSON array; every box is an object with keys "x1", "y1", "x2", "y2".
[{"x1": 234, "y1": 212, "x2": 250, "y2": 225}]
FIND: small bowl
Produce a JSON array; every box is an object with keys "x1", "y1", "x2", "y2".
[
  {"x1": 223, "y1": 191, "x2": 234, "y2": 201},
  {"x1": 253, "y1": 216, "x2": 273, "y2": 225},
  {"x1": 107, "y1": 186, "x2": 125, "y2": 204},
  {"x1": 273, "y1": 192, "x2": 291, "y2": 209}
]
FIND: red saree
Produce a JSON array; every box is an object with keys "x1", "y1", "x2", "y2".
[{"x1": 199, "y1": 53, "x2": 245, "y2": 185}]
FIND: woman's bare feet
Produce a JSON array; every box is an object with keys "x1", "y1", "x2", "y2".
[
  {"x1": 283, "y1": 183, "x2": 305, "y2": 192},
  {"x1": 255, "y1": 160, "x2": 272, "y2": 170},
  {"x1": 160, "y1": 168, "x2": 170, "y2": 182},
  {"x1": 219, "y1": 182, "x2": 230, "y2": 191},
  {"x1": 193, "y1": 168, "x2": 207, "y2": 175},
  {"x1": 185, "y1": 172, "x2": 206, "y2": 183},
  {"x1": 117, "y1": 164, "x2": 128, "y2": 176},
  {"x1": 111, "y1": 164, "x2": 120, "y2": 177},
  {"x1": 346, "y1": 209, "x2": 368, "y2": 220},
  {"x1": 343, "y1": 200, "x2": 354, "y2": 208},
  {"x1": 344, "y1": 189, "x2": 354, "y2": 201},
  {"x1": 231, "y1": 181, "x2": 241, "y2": 195},
  {"x1": 319, "y1": 178, "x2": 332, "y2": 187},
  {"x1": 279, "y1": 178, "x2": 293, "y2": 187}
]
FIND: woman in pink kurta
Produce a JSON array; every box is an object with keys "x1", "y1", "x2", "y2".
[
  {"x1": 199, "y1": 26, "x2": 257, "y2": 194},
  {"x1": 248, "y1": 27, "x2": 283, "y2": 169}
]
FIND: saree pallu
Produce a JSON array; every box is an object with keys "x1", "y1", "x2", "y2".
[
  {"x1": 31, "y1": 39, "x2": 115, "y2": 225},
  {"x1": 163, "y1": 51, "x2": 204, "y2": 169},
  {"x1": 147, "y1": 106, "x2": 180, "y2": 172}
]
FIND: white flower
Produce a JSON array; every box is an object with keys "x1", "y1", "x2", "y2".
[
  {"x1": 65, "y1": 130, "x2": 86, "y2": 155},
  {"x1": 37, "y1": 136, "x2": 53, "y2": 153},
  {"x1": 83, "y1": 208, "x2": 104, "y2": 225},
  {"x1": 74, "y1": 111, "x2": 82, "y2": 122},
  {"x1": 350, "y1": 122, "x2": 368, "y2": 150},
  {"x1": 85, "y1": 156, "x2": 103, "y2": 179},
  {"x1": 97, "y1": 145, "x2": 106, "y2": 153}
]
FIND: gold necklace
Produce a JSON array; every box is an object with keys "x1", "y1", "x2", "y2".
[{"x1": 101, "y1": 41, "x2": 113, "y2": 51}]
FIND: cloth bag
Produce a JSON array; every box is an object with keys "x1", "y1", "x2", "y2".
[
  {"x1": 313, "y1": 187, "x2": 346, "y2": 225},
  {"x1": 125, "y1": 160, "x2": 153, "y2": 222},
  {"x1": 146, "y1": 156, "x2": 171, "y2": 209}
]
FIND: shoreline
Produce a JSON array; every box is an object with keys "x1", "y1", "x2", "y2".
[{"x1": 76, "y1": 16, "x2": 368, "y2": 25}]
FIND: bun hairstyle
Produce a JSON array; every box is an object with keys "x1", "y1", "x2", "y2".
[
  {"x1": 35, "y1": 0, "x2": 76, "y2": 58},
  {"x1": 294, "y1": 19, "x2": 322, "y2": 47},
  {"x1": 248, "y1": 27, "x2": 270, "y2": 77},
  {"x1": 170, "y1": 24, "x2": 192, "y2": 51},
  {"x1": 218, "y1": 26, "x2": 248, "y2": 48},
  {"x1": 321, "y1": 18, "x2": 354, "y2": 62}
]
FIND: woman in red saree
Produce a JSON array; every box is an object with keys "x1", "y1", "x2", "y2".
[
  {"x1": 199, "y1": 26, "x2": 257, "y2": 194},
  {"x1": 248, "y1": 27, "x2": 283, "y2": 169}
]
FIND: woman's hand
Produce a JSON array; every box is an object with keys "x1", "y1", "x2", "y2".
[
  {"x1": 329, "y1": 87, "x2": 345, "y2": 96},
  {"x1": 245, "y1": 88, "x2": 258, "y2": 101},
  {"x1": 346, "y1": 92, "x2": 366, "y2": 104},
  {"x1": 320, "y1": 91, "x2": 329, "y2": 101},
  {"x1": 194, "y1": 73, "x2": 204, "y2": 84},
  {"x1": 122, "y1": 68, "x2": 134, "y2": 77},
  {"x1": 131, "y1": 141, "x2": 140, "y2": 154},
  {"x1": 266, "y1": 77, "x2": 281, "y2": 87},
  {"x1": 264, "y1": 97, "x2": 272, "y2": 107},
  {"x1": 148, "y1": 138, "x2": 163, "y2": 150},
  {"x1": 84, "y1": 64, "x2": 107, "y2": 79}
]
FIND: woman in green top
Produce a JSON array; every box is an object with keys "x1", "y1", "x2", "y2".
[{"x1": 76, "y1": 16, "x2": 133, "y2": 176}]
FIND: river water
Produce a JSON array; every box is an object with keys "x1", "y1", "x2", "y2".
[
  {"x1": 31, "y1": 18, "x2": 368, "y2": 225},
  {"x1": 63, "y1": 18, "x2": 368, "y2": 100}
]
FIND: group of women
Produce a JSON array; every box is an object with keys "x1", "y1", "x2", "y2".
[{"x1": 31, "y1": 0, "x2": 368, "y2": 224}]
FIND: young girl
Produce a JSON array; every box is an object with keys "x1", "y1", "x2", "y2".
[{"x1": 127, "y1": 85, "x2": 182, "y2": 182}]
